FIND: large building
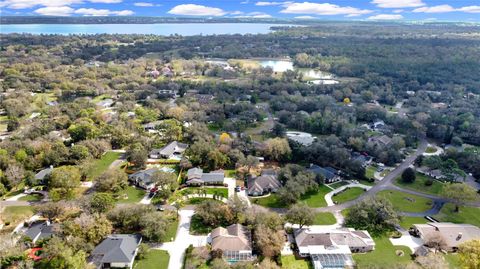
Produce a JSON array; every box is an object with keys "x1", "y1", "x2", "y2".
[
  {"x1": 411, "y1": 222, "x2": 480, "y2": 251},
  {"x1": 294, "y1": 228, "x2": 375, "y2": 269},
  {"x1": 210, "y1": 224, "x2": 254, "y2": 263}
]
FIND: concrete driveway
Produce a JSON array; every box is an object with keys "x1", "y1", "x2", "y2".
[{"x1": 156, "y1": 209, "x2": 208, "y2": 269}]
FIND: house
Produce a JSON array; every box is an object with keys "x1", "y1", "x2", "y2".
[
  {"x1": 247, "y1": 169, "x2": 281, "y2": 196},
  {"x1": 368, "y1": 135, "x2": 392, "y2": 147},
  {"x1": 286, "y1": 131, "x2": 316, "y2": 146},
  {"x1": 411, "y1": 222, "x2": 480, "y2": 251},
  {"x1": 372, "y1": 120, "x2": 386, "y2": 131},
  {"x1": 162, "y1": 66, "x2": 174, "y2": 77},
  {"x1": 210, "y1": 224, "x2": 254, "y2": 262},
  {"x1": 34, "y1": 166, "x2": 53, "y2": 184},
  {"x1": 308, "y1": 164, "x2": 341, "y2": 183},
  {"x1": 351, "y1": 153, "x2": 372, "y2": 168},
  {"x1": 149, "y1": 141, "x2": 188, "y2": 159},
  {"x1": 24, "y1": 220, "x2": 57, "y2": 243},
  {"x1": 142, "y1": 121, "x2": 162, "y2": 133},
  {"x1": 128, "y1": 168, "x2": 158, "y2": 189},
  {"x1": 96, "y1": 99, "x2": 114, "y2": 109},
  {"x1": 186, "y1": 167, "x2": 224, "y2": 186},
  {"x1": 90, "y1": 234, "x2": 142, "y2": 269},
  {"x1": 294, "y1": 228, "x2": 375, "y2": 269}
]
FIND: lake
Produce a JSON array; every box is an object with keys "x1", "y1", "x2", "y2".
[{"x1": 0, "y1": 23, "x2": 288, "y2": 35}]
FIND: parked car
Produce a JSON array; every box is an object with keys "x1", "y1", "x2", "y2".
[{"x1": 235, "y1": 186, "x2": 241, "y2": 192}]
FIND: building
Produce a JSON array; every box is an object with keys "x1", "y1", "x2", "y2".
[
  {"x1": 186, "y1": 167, "x2": 224, "y2": 186},
  {"x1": 411, "y1": 222, "x2": 480, "y2": 251},
  {"x1": 210, "y1": 224, "x2": 254, "y2": 262},
  {"x1": 24, "y1": 220, "x2": 57, "y2": 243},
  {"x1": 34, "y1": 166, "x2": 53, "y2": 184},
  {"x1": 294, "y1": 228, "x2": 375, "y2": 269},
  {"x1": 142, "y1": 121, "x2": 162, "y2": 132},
  {"x1": 128, "y1": 168, "x2": 158, "y2": 189},
  {"x1": 247, "y1": 169, "x2": 281, "y2": 196},
  {"x1": 90, "y1": 234, "x2": 142, "y2": 269},
  {"x1": 308, "y1": 164, "x2": 341, "y2": 183},
  {"x1": 149, "y1": 141, "x2": 188, "y2": 159},
  {"x1": 286, "y1": 131, "x2": 316, "y2": 146},
  {"x1": 96, "y1": 99, "x2": 114, "y2": 109},
  {"x1": 368, "y1": 135, "x2": 392, "y2": 147},
  {"x1": 351, "y1": 153, "x2": 372, "y2": 168}
]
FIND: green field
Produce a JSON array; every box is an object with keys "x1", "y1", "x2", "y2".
[
  {"x1": 300, "y1": 185, "x2": 331, "y2": 207},
  {"x1": 87, "y1": 151, "x2": 122, "y2": 180},
  {"x1": 133, "y1": 249, "x2": 169, "y2": 269},
  {"x1": 162, "y1": 219, "x2": 179, "y2": 242},
  {"x1": 116, "y1": 185, "x2": 145, "y2": 204},
  {"x1": 425, "y1": 146, "x2": 438, "y2": 153},
  {"x1": 366, "y1": 166, "x2": 376, "y2": 179},
  {"x1": 394, "y1": 173, "x2": 443, "y2": 195},
  {"x1": 377, "y1": 190, "x2": 433, "y2": 213},
  {"x1": 313, "y1": 212, "x2": 337, "y2": 225},
  {"x1": 250, "y1": 193, "x2": 286, "y2": 208},
  {"x1": 399, "y1": 216, "x2": 428, "y2": 229},
  {"x1": 353, "y1": 236, "x2": 413, "y2": 268},
  {"x1": 281, "y1": 255, "x2": 312, "y2": 269},
  {"x1": 178, "y1": 187, "x2": 228, "y2": 198},
  {"x1": 332, "y1": 187, "x2": 365, "y2": 204},
  {"x1": 1, "y1": 206, "x2": 34, "y2": 229},
  {"x1": 434, "y1": 203, "x2": 480, "y2": 227},
  {"x1": 18, "y1": 193, "x2": 43, "y2": 202},
  {"x1": 329, "y1": 181, "x2": 349, "y2": 189}
]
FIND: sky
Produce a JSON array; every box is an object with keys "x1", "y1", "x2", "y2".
[{"x1": 0, "y1": 0, "x2": 479, "y2": 21}]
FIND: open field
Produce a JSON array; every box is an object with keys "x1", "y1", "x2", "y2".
[
  {"x1": 332, "y1": 187, "x2": 365, "y2": 204},
  {"x1": 394, "y1": 173, "x2": 443, "y2": 195},
  {"x1": 377, "y1": 190, "x2": 433, "y2": 213}
]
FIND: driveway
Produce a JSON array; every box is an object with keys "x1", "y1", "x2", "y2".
[
  {"x1": 156, "y1": 209, "x2": 208, "y2": 269},
  {"x1": 224, "y1": 177, "x2": 236, "y2": 197}
]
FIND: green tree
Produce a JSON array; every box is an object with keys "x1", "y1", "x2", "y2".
[
  {"x1": 35, "y1": 202, "x2": 66, "y2": 221},
  {"x1": 89, "y1": 193, "x2": 115, "y2": 213},
  {"x1": 263, "y1": 138, "x2": 291, "y2": 162},
  {"x1": 458, "y1": 239, "x2": 480, "y2": 269},
  {"x1": 49, "y1": 166, "x2": 81, "y2": 200},
  {"x1": 345, "y1": 197, "x2": 400, "y2": 235},
  {"x1": 442, "y1": 183, "x2": 478, "y2": 212},
  {"x1": 401, "y1": 167, "x2": 416, "y2": 183},
  {"x1": 94, "y1": 169, "x2": 128, "y2": 193},
  {"x1": 254, "y1": 224, "x2": 284, "y2": 258},
  {"x1": 126, "y1": 143, "x2": 147, "y2": 169},
  {"x1": 285, "y1": 203, "x2": 315, "y2": 229},
  {"x1": 37, "y1": 237, "x2": 87, "y2": 269},
  {"x1": 151, "y1": 171, "x2": 178, "y2": 200},
  {"x1": 207, "y1": 149, "x2": 229, "y2": 170}
]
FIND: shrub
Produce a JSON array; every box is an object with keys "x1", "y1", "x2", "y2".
[{"x1": 425, "y1": 179, "x2": 433, "y2": 186}]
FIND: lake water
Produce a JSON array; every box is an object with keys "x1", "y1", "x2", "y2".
[
  {"x1": 260, "y1": 60, "x2": 294, "y2": 72},
  {"x1": 0, "y1": 23, "x2": 287, "y2": 35},
  {"x1": 259, "y1": 59, "x2": 339, "y2": 83}
]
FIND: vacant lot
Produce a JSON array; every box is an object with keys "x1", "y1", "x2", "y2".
[
  {"x1": 395, "y1": 173, "x2": 443, "y2": 195},
  {"x1": 377, "y1": 190, "x2": 433, "y2": 213}
]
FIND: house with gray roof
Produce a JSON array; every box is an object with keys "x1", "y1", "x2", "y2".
[
  {"x1": 90, "y1": 234, "x2": 142, "y2": 269},
  {"x1": 128, "y1": 168, "x2": 158, "y2": 190},
  {"x1": 210, "y1": 224, "x2": 254, "y2": 262},
  {"x1": 24, "y1": 220, "x2": 57, "y2": 243},
  {"x1": 186, "y1": 167, "x2": 224, "y2": 186},
  {"x1": 368, "y1": 135, "x2": 392, "y2": 147},
  {"x1": 247, "y1": 169, "x2": 281, "y2": 196},
  {"x1": 149, "y1": 141, "x2": 188, "y2": 160},
  {"x1": 411, "y1": 222, "x2": 480, "y2": 251},
  {"x1": 308, "y1": 164, "x2": 341, "y2": 183},
  {"x1": 96, "y1": 99, "x2": 114, "y2": 109},
  {"x1": 34, "y1": 166, "x2": 53, "y2": 184}
]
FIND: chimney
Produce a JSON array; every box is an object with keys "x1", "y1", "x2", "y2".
[{"x1": 457, "y1": 232, "x2": 463, "y2": 240}]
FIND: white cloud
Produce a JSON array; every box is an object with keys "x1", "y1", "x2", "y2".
[
  {"x1": 367, "y1": 14, "x2": 403, "y2": 20},
  {"x1": 1, "y1": 0, "x2": 83, "y2": 9},
  {"x1": 134, "y1": 2, "x2": 153, "y2": 7},
  {"x1": 230, "y1": 11, "x2": 244, "y2": 15},
  {"x1": 457, "y1": 6, "x2": 480, "y2": 13},
  {"x1": 168, "y1": 4, "x2": 226, "y2": 16},
  {"x1": 413, "y1": 5, "x2": 455, "y2": 13},
  {"x1": 371, "y1": 0, "x2": 424, "y2": 8},
  {"x1": 255, "y1": 1, "x2": 291, "y2": 6},
  {"x1": 280, "y1": 2, "x2": 372, "y2": 17},
  {"x1": 393, "y1": 9, "x2": 403, "y2": 13},
  {"x1": 89, "y1": 0, "x2": 122, "y2": 3},
  {"x1": 235, "y1": 11, "x2": 272, "y2": 18},
  {"x1": 294, "y1": 15, "x2": 316, "y2": 19},
  {"x1": 74, "y1": 7, "x2": 133, "y2": 16},
  {"x1": 34, "y1": 6, "x2": 74, "y2": 16}
]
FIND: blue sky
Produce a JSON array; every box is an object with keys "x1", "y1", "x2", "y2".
[{"x1": 0, "y1": 0, "x2": 479, "y2": 21}]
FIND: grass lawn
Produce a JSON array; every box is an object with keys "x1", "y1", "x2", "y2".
[
  {"x1": 224, "y1": 169, "x2": 236, "y2": 177},
  {"x1": 186, "y1": 197, "x2": 220, "y2": 205},
  {"x1": 394, "y1": 173, "x2": 443, "y2": 195},
  {"x1": 250, "y1": 193, "x2": 286, "y2": 208},
  {"x1": 1, "y1": 206, "x2": 34, "y2": 229},
  {"x1": 178, "y1": 187, "x2": 228, "y2": 198},
  {"x1": 399, "y1": 216, "x2": 428, "y2": 230},
  {"x1": 329, "y1": 181, "x2": 349, "y2": 189},
  {"x1": 366, "y1": 166, "x2": 376, "y2": 179},
  {"x1": 18, "y1": 193, "x2": 43, "y2": 202},
  {"x1": 133, "y1": 249, "x2": 169, "y2": 269},
  {"x1": 353, "y1": 236, "x2": 413, "y2": 268},
  {"x1": 425, "y1": 146, "x2": 438, "y2": 153},
  {"x1": 300, "y1": 185, "x2": 331, "y2": 207},
  {"x1": 313, "y1": 212, "x2": 337, "y2": 225},
  {"x1": 357, "y1": 178, "x2": 376, "y2": 186},
  {"x1": 434, "y1": 203, "x2": 480, "y2": 227},
  {"x1": 162, "y1": 219, "x2": 179, "y2": 242},
  {"x1": 444, "y1": 253, "x2": 461, "y2": 269},
  {"x1": 116, "y1": 185, "x2": 145, "y2": 204},
  {"x1": 332, "y1": 187, "x2": 365, "y2": 204},
  {"x1": 377, "y1": 190, "x2": 433, "y2": 213},
  {"x1": 281, "y1": 255, "x2": 312, "y2": 269},
  {"x1": 87, "y1": 151, "x2": 122, "y2": 180}
]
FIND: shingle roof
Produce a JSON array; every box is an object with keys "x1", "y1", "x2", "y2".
[
  {"x1": 91, "y1": 234, "x2": 141, "y2": 264},
  {"x1": 25, "y1": 221, "x2": 56, "y2": 241},
  {"x1": 150, "y1": 141, "x2": 188, "y2": 157},
  {"x1": 128, "y1": 168, "x2": 158, "y2": 185},
  {"x1": 211, "y1": 224, "x2": 252, "y2": 252},
  {"x1": 35, "y1": 167, "x2": 53, "y2": 180},
  {"x1": 413, "y1": 222, "x2": 480, "y2": 248},
  {"x1": 309, "y1": 165, "x2": 336, "y2": 180},
  {"x1": 247, "y1": 174, "x2": 281, "y2": 194},
  {"x1": 295, "y1": 228, "x2": 374, "y2": 249}
]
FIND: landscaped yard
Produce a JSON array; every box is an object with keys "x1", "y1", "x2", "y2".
[
  {"x1": 332, "y1": 187, "x2": 365, "y2": 204},
  {"x1": 116, "y1": 185, "x2": 145, "y2": 204},
  {"x1": 178, "y1": 187, "x2": 228, "y2": 198},
  {"x1": 394, "y1": 173, "x2": 443, "y2": 195},
  {"x1": 18, "y1": 193, "x2": 43, "y2": 202},
  {"x1": 250, "y1": 193, "x2": 286, "y2": 208},
  {"x1": 133, "y1": 249, "x2": 169, "y2": 269},
  {"x1": 366, "y1": 166, "x2": 376, "y2": 179},
  {"x1": 1, "y1": 206, "x2": 34, "y2": 231},
  {"x1": 300, "y1": 185, "x2": 331, "y2": 207},
  {"x1": 377, "y1": 190, "x2": 433, "y2": 213},
  {"x1": 434, "y1": 203, "x2": 480, "y2": 227},
  {"x1": 281, "y1": 255, "x2": 311, "y2": 269},
  {"x1": 329, "y1": 181, "x2": 349, "y2": 189},
  {"x1": 162, "y1": 219, "x2": 179, "y2": 242},
  {"x1": 190, "y1": 214, "x2": 215, "y2": 235},
  {"x1": 353, "y1": 236, "x2": 413, "y2": 268},
  {"x1": 425, "y1": 146, "x2": 438, "y2": 153},
  {"x1": 313, "y1": 212, "x2": 337, "y2": 225},
  {"x1": 87, "y1": 151, "x2": 122, "y2": 180},
  {"x1": 399, "y1": 216, "x2": 428, "y2": 229}
]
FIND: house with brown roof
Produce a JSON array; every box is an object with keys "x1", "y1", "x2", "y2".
[
  {"x1": 411, "y1": 222, "x2": 480, "y2": 251},
  {"x1": 209, "y1": 224, "x2": 254, "y2": 262},
  {"x1": 247, "y1": 169, "x2": 281, "y2": 196},
  {"x1": 294, "y1": 228, "x2": 375, "y2": 269}
]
